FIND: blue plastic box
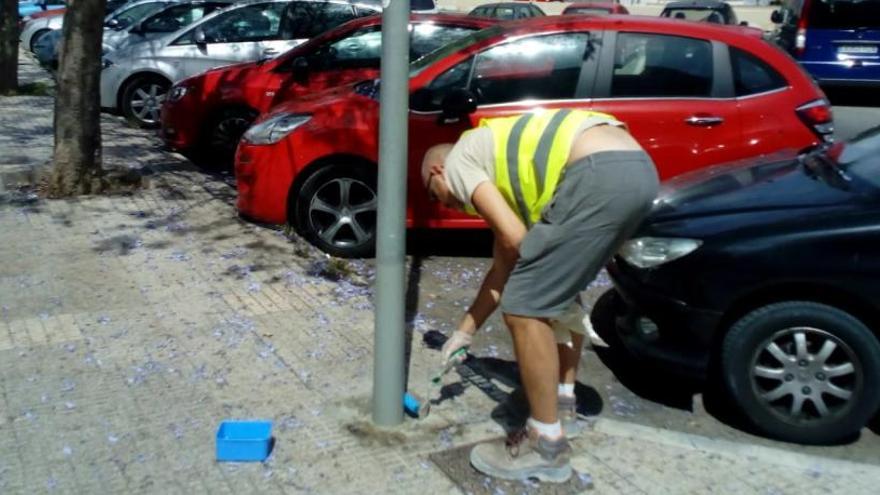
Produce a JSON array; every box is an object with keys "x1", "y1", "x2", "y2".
[{"x1": 216, "y1": 421, "x2": 273, "y2": 462}]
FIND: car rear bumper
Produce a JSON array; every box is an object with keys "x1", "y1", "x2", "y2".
[
  {"x1": 607, "y1": 258, "x2": 723, "y2": 379},
  {"x1": 801, "y1": 61, "x2": 880, "y2": 88}
]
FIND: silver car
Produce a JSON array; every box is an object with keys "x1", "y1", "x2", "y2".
[
  {"x1": 32, "y1": 1, "x2": 226, "y2": 66},
  {"x1": 103, "y1": 0, "x2": 178, "y2": 52},
  {"x1": 19, "y1": 0, "x2": 131, "y2": 53},
  {"x1": 100, "y1": 0, "x2": 380, "y2": 127}
]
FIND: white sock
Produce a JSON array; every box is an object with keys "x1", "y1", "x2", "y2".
[
  {"x1": 526, "y1": 417, "x2": 563, "y2": 439},
  {"x1": 558, "y1": 383, "x2": 575, "y2": 398}
]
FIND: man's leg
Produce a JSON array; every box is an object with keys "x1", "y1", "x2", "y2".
[
  {"x1": 504, "y1": 313, "x2": 559, "y2": 424},
  {"x1": 558, "y1": 331, "x2": 585, "y2": 436},
  {"x1": 468, "y1": 313, "x2": 572, "y2": 483},
  {"x1": 558, "y1": 331, "x2": 585, "y2": 386}
]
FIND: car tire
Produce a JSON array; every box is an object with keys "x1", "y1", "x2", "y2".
[
  {"x1": 292, "y1": 163, "x2": 377, "y2": 258},
  {"x1": 721, "y1": 301, "x2": 880, "y2": 444},
  {"x1": 30, "y1": 29, "x2": 50, "y2": 53},
  {"x1": 201, "y1": 107, "x2": 258, "y2": 170},
  {"x1": 120, "y1": 75, "x2": 170, "y2": 129}
]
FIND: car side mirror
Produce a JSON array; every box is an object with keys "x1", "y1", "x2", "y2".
[
  {"x1": 770, "y1": 10, "x2": 783, "y2": 24},
  {"x1": 106, "y1": 18, "x2": 119, "y2": 29},
  {"x1": 194, "y1": 28, "x2": 207, "y2": 46},
  {"x1": 291, "y1": 57, "x2": 309, "y2": 84},
  {"x1": 739, "y1": 21, "x2": 749, "y2": 26},
  {"x1": 439, "y1": 88, "x2": 477, "y2": 124}
]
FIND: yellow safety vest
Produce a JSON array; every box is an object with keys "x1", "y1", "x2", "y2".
[{"x1": 472, "y1": 108, "x2": 618, "y2": 226}]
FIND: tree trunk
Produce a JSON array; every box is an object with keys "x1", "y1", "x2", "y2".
[
  {"x1": 0, "y1": 0, "x2": 18, "y2": 94},
  {"x1": 49, "y1": 0, "x2": 107, "y2": 197}
]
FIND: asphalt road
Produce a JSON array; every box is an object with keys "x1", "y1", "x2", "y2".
[{"x1": 410, "y1": 100, "x2": 880, "y2": 465}]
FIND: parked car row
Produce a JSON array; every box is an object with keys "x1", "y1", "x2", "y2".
[{"x1": 19, "y1": 2, "x2": 879, "y2": 445}]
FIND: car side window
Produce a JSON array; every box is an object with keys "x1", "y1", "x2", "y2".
[
  {"x1": 611, "y1": 32, "x2": 712, "y2": 98},
  {"x1": 470, "y1": 33, "x2": 590, "y2": 105},
  {"x1": 197, "y1": 3, "x2": 287, "y2": 43},
  {"x1": 411, "y1": 56, "x2": 474, "y2": 111},
  {"x1": 280, "y1": 2, "x2": 356, "y2": 40},
  {"x1": 312, "y1": 26, "x2": 382, "y2": 70},
  {"x1": 730, "y1": 47, "x2": 787, "y2": 96},
  {"x1": 411, "y1": 25, "x2": 477, "y2": 60}
]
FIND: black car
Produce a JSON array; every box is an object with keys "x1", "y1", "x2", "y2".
[
  {"x1": 660, "y1": 0, "x2": 743, "y2": 25},
  {"x1": 608, "y1": 127, "x2": 880, "y2": 444},
  {"x1": 468, "y1": 2, "x2": 544, "y2": 20}
]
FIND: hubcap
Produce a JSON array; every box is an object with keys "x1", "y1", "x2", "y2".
[
  {"x1": 750, "y1": 327, "x2": 860, "y2": 424},
  {"x1": 129, "y1": 83, "x2": 167, "y2": 125},
  {"x1": 308, "y1": 177, "x2": 377, "y2": 249}
]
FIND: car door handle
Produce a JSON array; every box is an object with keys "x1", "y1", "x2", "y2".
[
  {"x1": 263, "y1": 48, "x2": 278, "y2": 56},
  {"x1": 685, "y1": 115, "x2": 724, "y2": 127}
]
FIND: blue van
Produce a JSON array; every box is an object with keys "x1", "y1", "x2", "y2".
[{"x1": 771, "y1": 0, "x2": 880, "y2": 88}]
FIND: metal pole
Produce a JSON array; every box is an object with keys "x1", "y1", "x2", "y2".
[{"x1": 372, "y1": 0, "x2": 410, "y2": 426}]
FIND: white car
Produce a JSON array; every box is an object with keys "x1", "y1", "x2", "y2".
[{"x1": 100, "y1": 0, "x2": 381, "y2": 127}]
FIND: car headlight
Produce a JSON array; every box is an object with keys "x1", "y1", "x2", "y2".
[
  {"x1": 619, "y1": 237, "x2": 702, "y2": 269},
  {"x1": 168, "y1": 84, "x2": 189, "y2": 102},
  {"x1": 241, "y1": 113, "x2": 311, "y2": 145}
]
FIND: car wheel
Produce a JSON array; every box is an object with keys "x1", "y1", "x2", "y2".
[
  {"x1": 293, "y1": 163, "x2": 377, "y2": 258},
  {"x1": 30, "y1": 29, "x2": 50, "y2": 53},
  {"x1": 202, "y1": 107, "x2": 258, "y2": 169},
  {"x1": 721, "y1": 301, "x2": 880, "y2": 444},
  {"x1": 120, "y1": 75, "x2": 170, "y2": 129}
]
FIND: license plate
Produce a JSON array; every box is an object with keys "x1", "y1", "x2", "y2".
[{"x1": 838, "y1": 45, "x2": 878, "y2": 55}]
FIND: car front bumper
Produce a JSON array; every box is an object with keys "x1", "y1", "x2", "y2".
[
  {"x1": 99, "y1": 64, "x2": 127, "y2": 111},
  {"x1": 234, "y1": 141, "x2": 294, "y2": 225},
  {"x1": 607, "y1": 258, "x2": 724, "y2": 379}
]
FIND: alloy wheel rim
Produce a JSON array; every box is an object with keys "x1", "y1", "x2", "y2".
[
  {"x1": 129, "y1": 83, "x2": 166, "y2": 124},
  {"x1": 308, "y1": 177, "x2": 377, "y2": 248},
  {"x1": 749, "y1": 326, "x2": 861, "y2": 425}
]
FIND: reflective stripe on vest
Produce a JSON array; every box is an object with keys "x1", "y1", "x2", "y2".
[{"x1": 482, "y1": 108, "x2": 618, "y2": 226}]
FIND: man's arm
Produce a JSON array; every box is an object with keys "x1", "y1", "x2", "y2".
[{"x1": 455, "y1": 182, "x2": 527, "y2": 334}]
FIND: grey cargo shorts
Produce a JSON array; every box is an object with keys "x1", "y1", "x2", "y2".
[{"x1": 500, "y1": 150, "x2": 660, "y2": 319}]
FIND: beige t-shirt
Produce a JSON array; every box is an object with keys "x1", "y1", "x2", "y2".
[{"x1": 443, "y1": 116, "x2": 625, "y2": 208}]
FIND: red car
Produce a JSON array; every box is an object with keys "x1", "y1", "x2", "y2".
[
  {"x1": 235, "y1": 16, "x2": 832, "y2": 258},
  {"x1": 160, "y1": 14, "x2": 495, "y2": 163},
  {"x1": 562, "y1": 2, "x2": 629, "y2": 15}
]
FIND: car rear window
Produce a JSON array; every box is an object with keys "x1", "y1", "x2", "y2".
[
  {"x1": 411, "y1": 0, "x2": 435, "y2": 10},
  {"x1": 565, "y1": 7, "x2": 612, "y2": 15},
  {"x1": 807, "y1": 0, "x2": 880, "y2": 30},
  {"x1": 661, "y1": 8, "x2": 726, "y2": 23},
  {"x1": 611, "y1": 32, "x2": 713, "y2": 98},
  {"x1": 730, "y1": 47, "x2": 788, "y2": 96}
]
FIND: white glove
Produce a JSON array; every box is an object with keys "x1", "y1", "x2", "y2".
[{"x1": 441, "y1": 330, "x2": 473, "y2": 364}]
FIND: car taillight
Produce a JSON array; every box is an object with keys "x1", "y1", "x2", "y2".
[
  {"x1": 795, "y1": 28, "x2": 806, "y2": 56},
  {"x1": 795, "y1": 0, "x2": 812, "y2": 57},
  {"x1": 796, "y1": 99, "x2": 834, "y2": 142}
]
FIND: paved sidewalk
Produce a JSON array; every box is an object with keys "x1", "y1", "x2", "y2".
[{"x1": 1, "y1": 51, "x2": 879, "y2": 495}]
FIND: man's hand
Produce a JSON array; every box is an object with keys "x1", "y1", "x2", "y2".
[{"x1": 442, "y1": 330, "x2": 473, "y2": 364}]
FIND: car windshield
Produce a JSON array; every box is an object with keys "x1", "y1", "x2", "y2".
[
  {"x1": 409, "y1": 24, "x2": 502, "y2": 77},
  {"x1": 110, "y1": 2, "x2": 163, "y2": 29},
  {"x1": 807, "y1": 0, "x2": 880, "y2": 30}
]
